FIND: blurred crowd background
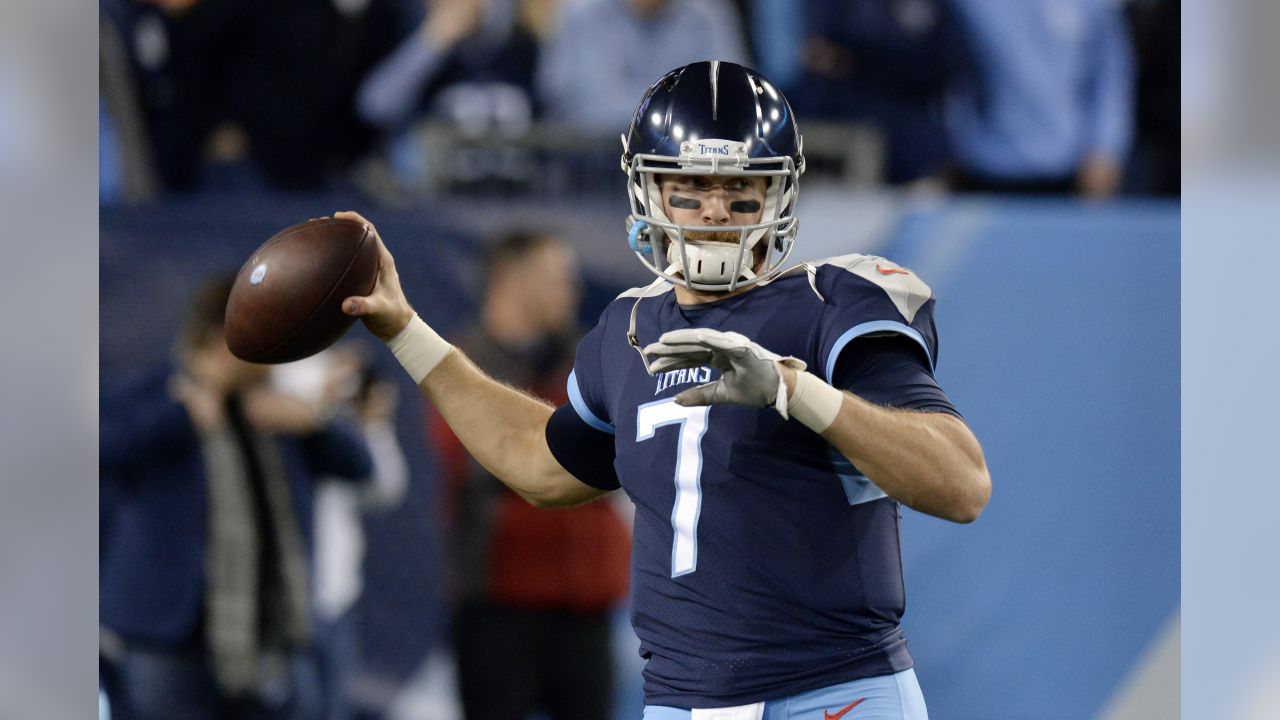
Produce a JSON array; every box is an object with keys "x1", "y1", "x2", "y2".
[
  {"x1": 98, "y1": 1, "x2": 1181, "y2": 719},
  {"x1": 98, "y1": 0, "x2": 1178, "y2": 202}
]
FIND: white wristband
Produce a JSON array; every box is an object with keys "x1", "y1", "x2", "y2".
[
  {"x1": 385, "y1": 313, "x2": 453, "y2": 384},
  {"x1": 788, "y1": 371, "x2": 845, "y2": 433}
]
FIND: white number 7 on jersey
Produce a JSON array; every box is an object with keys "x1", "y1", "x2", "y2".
[{"x1": 636, "y1": 399, "x2": 711, "y2": 577}]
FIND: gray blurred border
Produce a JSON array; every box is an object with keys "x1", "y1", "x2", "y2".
[
  {"x1": 1183, "y1": 0, "x2": 1280, "y2": 717},
  {"x1": 0, "y1": 2, "x2": 99, "y2": 718}
]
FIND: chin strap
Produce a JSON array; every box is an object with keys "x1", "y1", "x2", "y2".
[
  {"x1": 663, "y1": 226, "x2": 758, "y2": 288},
  {"x1": 625, "y1": 279, "x2": 673, "y2": 376}
]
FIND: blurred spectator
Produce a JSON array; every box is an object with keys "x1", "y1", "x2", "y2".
[
  {"x1": 100, "y1": 98, "x2": 126, "y2": 205},
  {"x1": 748, "y1": 0, "x2": 804, "y2": 93},
  {"x1": 272, "y1": 346, "x2": 410, "y2": 720},
  {"x1": 99, "y1": 277, "x2": 373, "y2": 720},
  {"x1": 1125, "y1": 0, "x2": 1178, "y2": 196},
  {"x1": 357, "y1": 0, "x2": 539, "y2": 132},
  {"x1": 537, "y1": 0, "x2": 748, "y2": 132},
  {"x1": 98, "y1": 0, "x2": 402, "y2": 191},
  {"x1": 356, "y1": 0, "x2": 541, "y2": 188},
  {"x1": 790, "y1": 0, "x2": 959, "y2": 183},
  {"x1": 944, "y1": 0, "x2": 1136, "y2": 199},
  {"x1": 100, "y1": 11, "x2": 158, "y2": 204},
  {"x1": 428, "y1": 232, "x2": 630, "y2": 720}
]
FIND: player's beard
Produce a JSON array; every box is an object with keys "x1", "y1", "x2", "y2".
[
  {"x1": 682, "y1": 233, "x2": 769, "y2": 268},
  {"x1": 684, "y1": 230, "x2": 742, "y2": 244}
]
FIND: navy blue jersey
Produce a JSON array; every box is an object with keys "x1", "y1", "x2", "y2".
[{"x1": 549, "y1": 255, "x2": 956, "y2": 708}]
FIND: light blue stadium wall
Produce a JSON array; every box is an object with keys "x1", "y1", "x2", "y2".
[{"x1": 883, "y1": 199, "x2": 1179, "y2": 718}]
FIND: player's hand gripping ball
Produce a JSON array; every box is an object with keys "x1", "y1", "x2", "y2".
[{"x1": 225, "y1": 217, "x2": 380, "y2": 363}]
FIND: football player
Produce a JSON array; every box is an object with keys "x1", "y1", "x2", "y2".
[{"x1": 341, "y1": 61, "x2": 990, "y2": 720}]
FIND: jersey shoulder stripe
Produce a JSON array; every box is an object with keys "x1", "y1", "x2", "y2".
[
  {"x1": 567, "y1": 370, "x2": 616, "y2": 434},
  {"x1": 825, "y1": 320, "x2": 934, "y2": 378}
]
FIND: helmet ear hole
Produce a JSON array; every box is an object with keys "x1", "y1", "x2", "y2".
[{"x1": 628, "y1": 220, "x2": 658, "y2": 255}]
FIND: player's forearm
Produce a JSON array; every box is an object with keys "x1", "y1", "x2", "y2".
[
  {"x1": 821, "y1": 392, "x2": 991, "y2": 523},
  {"x1": 417, "y1": 350, "x2": 599, "y2": 507}
]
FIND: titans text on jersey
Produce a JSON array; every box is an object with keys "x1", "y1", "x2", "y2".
[{"x1": 652, "y1": 366, "x2": 715, "y2": 395}]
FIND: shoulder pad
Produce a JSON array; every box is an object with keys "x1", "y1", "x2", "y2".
[
  {"x1": 804, "y1": 254, "x2": 933, "y2": 323},
  {"x1": 616, "y1": 278, "x2": 673, "y2": 300}
]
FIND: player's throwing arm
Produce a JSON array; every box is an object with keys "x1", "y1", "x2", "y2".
[{"x1": 335, "y1": 211, "x2": 605, "y2": 508}]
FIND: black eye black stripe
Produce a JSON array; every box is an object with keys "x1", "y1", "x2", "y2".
[
  {"x1": 730, "y1": 200, "x2": 761, "y2": 213},
  {"x1": 669, "y1": 195, "x2": 701, "y2": 209}
]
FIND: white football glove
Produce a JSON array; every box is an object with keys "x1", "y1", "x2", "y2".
[{"x1": 642, "y1": 328, "x2": 807, "y2": 418}]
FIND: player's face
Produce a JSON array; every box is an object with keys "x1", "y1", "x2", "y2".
[{"x1": 660, "y1": 175, "x2": 767, "y2": 243}]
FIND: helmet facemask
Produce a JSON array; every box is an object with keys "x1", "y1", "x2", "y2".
[{"x1": 624, "y1": 138, "x2": 802, "y2": 292}]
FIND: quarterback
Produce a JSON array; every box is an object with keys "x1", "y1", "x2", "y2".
[{"x1": 340, "y1": 61, "x2": 990, "y2": 720}]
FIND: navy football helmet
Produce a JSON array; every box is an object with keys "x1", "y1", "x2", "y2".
[{"x1": 622, "y1": 61, "x2": 805, "y2": 292}]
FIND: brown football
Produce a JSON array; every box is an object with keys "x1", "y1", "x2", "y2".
[{"x1": 225, "y1": 217, "x2": 380, "y2": 364}]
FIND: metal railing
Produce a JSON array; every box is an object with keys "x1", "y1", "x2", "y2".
[{"x1": 360, "y1": 119, "x2": 886, "y2": 199}]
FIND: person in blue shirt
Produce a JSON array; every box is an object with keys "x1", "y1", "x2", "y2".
[
  {"x1": 337, "y1": 62, "x2": 991, "y2": 719},
  {"x1": 944, "y1": 0, "x2": 1136, "y2": 198}
]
